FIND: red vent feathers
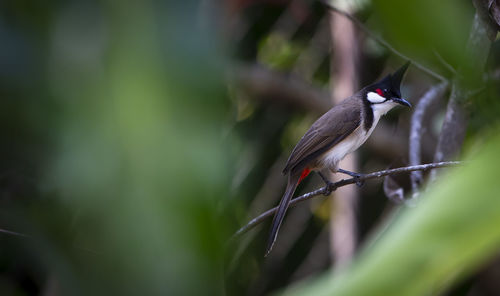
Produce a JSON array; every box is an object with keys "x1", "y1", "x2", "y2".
[{"x1": 298, "y1": 168, "x2": 311, "y2": 184}]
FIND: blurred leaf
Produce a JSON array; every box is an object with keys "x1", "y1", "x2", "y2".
[
  {"x1": 372, "y1": 0, "x2": 471, "y2": 68},
  {"x1": 284, "y1": 130, "x2": 500, "y2": 295},
  {"x1": 258, "y1": 33, "x2": 304, "y2": 70},
  {"x1": 36, "y1": 1, "x2": 231, "y2": 295}
]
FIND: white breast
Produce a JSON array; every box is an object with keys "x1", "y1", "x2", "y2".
[{"x1": 319, "y1": 100, "x2": 398, "y2": 171}]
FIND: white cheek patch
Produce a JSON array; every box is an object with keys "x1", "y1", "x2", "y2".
[
  {"x1": 367, "y1": 91, "x2": 386, "y2": 103},
  {"x1": 372, "y1": 100, "x2": 398, "y2": 117}
]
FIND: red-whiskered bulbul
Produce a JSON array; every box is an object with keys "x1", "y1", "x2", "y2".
[{"x1": 266, "y1": 62, "x2": 411, "y2": 256}]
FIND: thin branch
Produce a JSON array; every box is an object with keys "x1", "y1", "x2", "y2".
[
  {"x1": 0, "y1": 227, "x2": 102, "y2": 255},
  {"x1": 409, "y1": 83, "x2": 448, "y2": 197},
  {"x1": 433, "y1": 50, "x2": 457, "y2": 75},
  {"x1": 230, "y1": 63, "x2": 332, "y2": 115},
  {"x1": 0, "y1": 228, "x2": 29, "y2": 238},
  {"x1": 320, "y1": 0, "x2": 447, "y2": 82},
  {"x1": 231, "y1": 161, "x2": 460, "y2": 240}
]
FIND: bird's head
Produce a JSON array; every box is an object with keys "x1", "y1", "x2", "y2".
[{"x1": 365, "y1": 62, "x2": 411, "y2": 109}]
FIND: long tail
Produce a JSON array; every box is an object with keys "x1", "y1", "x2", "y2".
[{"x1": 265, "y1": 172, "x2": 301, "y2": 256}]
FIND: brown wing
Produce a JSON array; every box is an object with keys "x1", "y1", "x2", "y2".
[{"x1": 283, "y1": 96, "x2": 362, "y2": 175}]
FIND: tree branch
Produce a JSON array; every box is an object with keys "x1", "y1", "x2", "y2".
[
  {"x1": 433, "y1": 50, "x2": 457, "y2": 75},
  {"x1": 231, "y1": 161, "x2": 460, "y2": 240},
  {"x1": 320, "y1": 0, "x2": 447, "y2": 82},
  {"x1": 0, "y1": 228, "x2": 29, "y2": 238},
  {"x1": 230, "y1": 63, "x2": 331, "y2": 115},
  {"x1": 409, "y1": 83, "x2": 448, "y2": 196},
  {"x1": 432, "y1": 2, "x2": 496, "y2": 179}
]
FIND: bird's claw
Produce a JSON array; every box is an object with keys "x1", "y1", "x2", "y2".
[
  {"x1": 337, "y1": 169, "x2": 365, "y2": 187},
  {"x1": 352, "y1": 174, "x2": 365, "y2": 187},
  {"x1": 323, "y1": 182, "x2": 336, "y2": 196}
]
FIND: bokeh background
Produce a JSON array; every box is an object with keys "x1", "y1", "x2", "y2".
[{"x1": 1, "y1": 0, "x2": 500, "y2": 295}]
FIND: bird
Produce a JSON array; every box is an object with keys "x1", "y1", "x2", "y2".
[{"x1": 265, "y1": 62, "x2": 411, "y2": 256}]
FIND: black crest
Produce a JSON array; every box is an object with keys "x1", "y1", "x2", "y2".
[{"x1": 368, "y1": 61, "x2": 411, "y2": 98}]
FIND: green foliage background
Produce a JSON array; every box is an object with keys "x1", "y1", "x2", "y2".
[
  {"x1": 0, "y1": 0, "x2": 499, "y2": 295},
  {"x1": 1, "y1": 1, "x2": 231, "y2": 295}
]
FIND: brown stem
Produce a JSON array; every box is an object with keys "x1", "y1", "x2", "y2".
[{"x1": 409, "y1": 83, "x2": 448, "y2": 196}]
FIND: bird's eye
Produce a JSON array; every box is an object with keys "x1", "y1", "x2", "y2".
[{"x1": 375, "y1": 88, "x2": 384, "y2": 97}]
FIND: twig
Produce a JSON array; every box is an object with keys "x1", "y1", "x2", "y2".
[
  {"x1": 230, "y1": 63, "x2": 331, "y2": 115},
  {"x1": 320, "y1": 0, "x2": 447, "y2": 82},
  {"x1": 433, "y1": 50, "x2": 457, "y2": 75},
  {"x1": 0, "y1": 227, "x2": 102, "y2": 255},
  {"x1": 0, "y1": 228, "x2": 29, "y2": 238},
  {"x1": 409, "y1": 83, "x2": 448, "y2": 197},
  {"x1": 231, "y1": 161, "x2": 460, "y2": 240}
]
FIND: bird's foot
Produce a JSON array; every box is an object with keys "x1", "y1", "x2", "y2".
[
  {"x1": 317, "y1": 172, "x2": 336, "y2": 195},
  {"x1": 337, "y1": 168, "x2": 365, "y2": 187},
  {"x1": 323, "y1": 181, "x2": 337, "y2": 196}
]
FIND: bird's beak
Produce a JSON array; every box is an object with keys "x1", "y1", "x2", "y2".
[{"x1": 393, "y1": 97, "x2": 411, "y2": 107}]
